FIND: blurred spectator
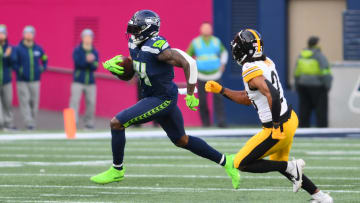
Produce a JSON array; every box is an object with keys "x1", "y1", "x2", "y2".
[
  {"x1": 187, "y1": 22, "x2": 228, "y2": 127},
  {"x1": 294, "y1": 36, "x2": 332, "y2": 128},
  {"x1": 69, "y1": 29, "x2": 98, "y2": 129},
  {"x1": 15, "y1": 25, "x2": 48, "y2": 130},
  {"x1": 0, "y1": 25, "x2": 16, "y2": 131}
]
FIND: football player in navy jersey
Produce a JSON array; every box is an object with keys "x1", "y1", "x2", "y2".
[{"x1": 90, "y1": 10, "x2": 240, "y2": 189}]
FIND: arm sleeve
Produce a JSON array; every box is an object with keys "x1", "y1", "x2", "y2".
[
  {"x1": 172, "y1": 48, "x2": 197, "y2": 84},
  {"x1": 313, "y1": 51, "x2": 332, "y2": 89},
  {"x1": 90, "y1": 50, "x2": 99, "y2": 71},
  {"x1": 3, "y1": 46, "x2": 16, "y2": 67},
  {"x1": 313, "y1": 51, "x2": 329, "y2": 70},
  {"x1": 40, "y1": 47, "x2": 48, "y2": 70},
  {"x1": 186, "y1": 42, "x2": 195, "y2": 57},
  {"x1": 265, "y1": 79, "x2": 281, "y2": 123},
  {"x1": 72, "y1": 48, "x2": 87, "y2": 69},
  {"x1": 13, "y1": 46, "x2": 21, "y2": 72},
  {"x1": 220, "y1": 49, "x2": 228, "y2": 65}
]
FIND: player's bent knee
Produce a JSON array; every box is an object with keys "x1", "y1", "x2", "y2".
[
  {"x1": 175, "y1": 135, "x2": 189, "y2": 148},
  {"x1": 110, "y1": 117, "x2": 124, "y2": 130}
]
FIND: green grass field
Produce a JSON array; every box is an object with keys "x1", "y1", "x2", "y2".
[{"x1": 0, "y1": 136, "x2": 359, "y2": 202}]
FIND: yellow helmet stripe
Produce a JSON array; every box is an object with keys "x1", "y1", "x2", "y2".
[{"x1": 247, "y1": 29, "x2": 260, "y2": 52}]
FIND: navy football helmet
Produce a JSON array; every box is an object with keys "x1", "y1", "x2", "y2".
[
  {"x1": 231, "y1": 29, "x2": 264, "y2": 65},
  {"x1": 127, "y1": 10, "x2": 160, "y2": 45}
]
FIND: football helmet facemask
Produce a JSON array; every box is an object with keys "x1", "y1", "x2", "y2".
[{"x1": 127, "y1": 10, "x2": 160, "y2": 45}]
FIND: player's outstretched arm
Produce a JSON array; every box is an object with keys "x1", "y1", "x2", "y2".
[{"x1": 205, "y1": 80, "x2": 251, "y2": 106}]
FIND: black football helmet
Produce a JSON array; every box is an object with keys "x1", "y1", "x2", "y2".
[
  {"x1": 231, "y1": 29, "x2": 264, "y2": 65},
  {"x1": 127, "y1": 10, "x2": 160, "y2": 45}
]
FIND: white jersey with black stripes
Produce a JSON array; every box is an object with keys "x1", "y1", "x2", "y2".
[{"x1": 242, "y1": 57, "x2": 288, "y2": 123}]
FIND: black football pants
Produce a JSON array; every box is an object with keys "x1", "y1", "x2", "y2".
[{"x1": 297, "y1": 85, "x2": 328, "y2": 128}]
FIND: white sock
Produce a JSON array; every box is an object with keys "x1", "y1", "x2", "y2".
[
  {"x1": 113, "y1": 163, "x2": 123, "y2": 168},
  {"x1": 312, "y1": 190, "x2": 325, "y2": 199},
  {"x1": 285, "y1": 161, "x2": 295, "y2": 174},
  {"x1": 219, "y1": 154, "x2": 225, "y2": 166}
]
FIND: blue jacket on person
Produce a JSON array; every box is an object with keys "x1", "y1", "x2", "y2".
[
  {"x1": 72, "y1": 44, "x2": 99, "y2": 85},
  {"x1": 0, "y1": 40, "x2": 17, "y2": 85},
  {"x1": 15, "y1": 40, "x2": 48, "y2": 82}
]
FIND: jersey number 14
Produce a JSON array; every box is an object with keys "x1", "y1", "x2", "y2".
[{"x1": 133, "y1": 60, "x2": 152, "y2": 86}]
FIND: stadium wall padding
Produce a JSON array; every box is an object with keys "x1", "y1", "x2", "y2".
[
  {"x1": 214, "y1": 0, "x2": 296, "y2": 126},
  {"x1": 1, "y1": 0, "x2": 212, "y2": 126},
  {"x1": 347, "y1": 0, "x2": 360, "y2": 10}
]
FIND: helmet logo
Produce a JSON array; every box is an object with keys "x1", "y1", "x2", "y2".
[
  {"x1": 145, "y1": 17, "x2": 160, "y2": 26},
  {"x1": 252, "y1": 42, "x2": 263, "y2": 57}
]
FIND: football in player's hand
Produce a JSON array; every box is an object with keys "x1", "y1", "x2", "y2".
[{"x1": 117, "y1": 57, "x2": 135, "y2": 81}]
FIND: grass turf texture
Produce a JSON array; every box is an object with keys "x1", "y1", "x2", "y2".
[{"x1": 0, "y1": 137, "x2": 359, "y2": 202}]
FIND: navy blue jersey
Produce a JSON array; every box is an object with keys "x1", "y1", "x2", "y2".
[{"x1": 128, "y1": 36, "x2": 178, "y2": 99}]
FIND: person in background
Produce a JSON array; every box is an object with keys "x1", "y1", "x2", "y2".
[
  {"x1": 294, "y1": 36, "x2": 332, "y2": 128},
  {"x1": 69, "y1": 29, "x2": 98, "y2": 130},
  {"x1": 15, "y1": 25, "x2": 48, "y2": 130},
  {"x1": 0, "y1": 25, "x2": 17, "y2": 131},
  {"x1": 187, "y1": 22, "x2": 228, "y2": 127}
]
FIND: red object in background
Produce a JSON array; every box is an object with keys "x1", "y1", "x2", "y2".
[
  {"x1": 63, "y1": 108, "x2": 76, "y2": 139},
  {"x1": 2, "y1": 0, "x2": 212, "y2": 126}
]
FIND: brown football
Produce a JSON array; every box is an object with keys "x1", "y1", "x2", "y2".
[{"x1": 116, "y1": 57, "x2": 135, "y2": 81}]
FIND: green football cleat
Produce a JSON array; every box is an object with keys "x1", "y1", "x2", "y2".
[
  {"x1": 90, "y1": 166, "x2": 125, "y2": 184},
  {"x1": 224, "y1": 154, "x2": 240, "y2": 189}
]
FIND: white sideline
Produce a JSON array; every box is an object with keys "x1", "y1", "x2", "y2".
[
  {"x1": 0, "y1": 161, "x2": 359, "y2": 171},
  {"x1": 0, "y1": 128, "x2": 359, "y2": 140},
  {"x1": 40, "y1": 194, "x2": 96, "y2": 197},
  {"x1": 0, "y1": 184, "x2": 359, "y2": 194},
  {"x1": 0, "y1": 173, "x2": 359, "y2": 181}
]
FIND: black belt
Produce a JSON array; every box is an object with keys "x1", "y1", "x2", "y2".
[{"x1": 262, "y1": 106, "x2": 292, "y2": 128}]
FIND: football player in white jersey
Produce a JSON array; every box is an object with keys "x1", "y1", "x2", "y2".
[{"x1": 205, "y1": 29, "x2": 333, "y2": 203}]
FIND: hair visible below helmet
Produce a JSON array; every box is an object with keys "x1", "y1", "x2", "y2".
[
  {"x1": 231, "y1": 29, "x2": 264, "y2": 65},
  {"x1": 308, "y1": 36, "x2": 319, "y2": 48},
  {"x1": 127, "y1": 10, "x2": 160, "y2": 45}
]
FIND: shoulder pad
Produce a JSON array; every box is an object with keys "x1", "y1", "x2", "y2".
[
  {"x1": 242, "y1": 63, "x2": 263, "y2": 82},
  {"x1": 149, "y1": 36, "x2": 169, "y2": 50}
]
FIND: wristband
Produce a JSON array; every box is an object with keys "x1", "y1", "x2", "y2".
[{"x1": 220, "y1": 87, "x2": 225, "y2": 95}]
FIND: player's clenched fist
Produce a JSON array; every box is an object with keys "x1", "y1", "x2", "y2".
[
  {"x1": 205, "y1": 80, "x2": 223, "y2": 93},
  {"x1": 103, "y1": 55, "x2": 124, "y2": 76}
]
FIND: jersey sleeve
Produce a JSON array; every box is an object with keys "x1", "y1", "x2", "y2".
[
  {"x1": 242, "y1": 64, "x2": 264, "y2": 83},
  {"x1": 146, "y1": 36, "x2": 170, "y2": 56}
]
